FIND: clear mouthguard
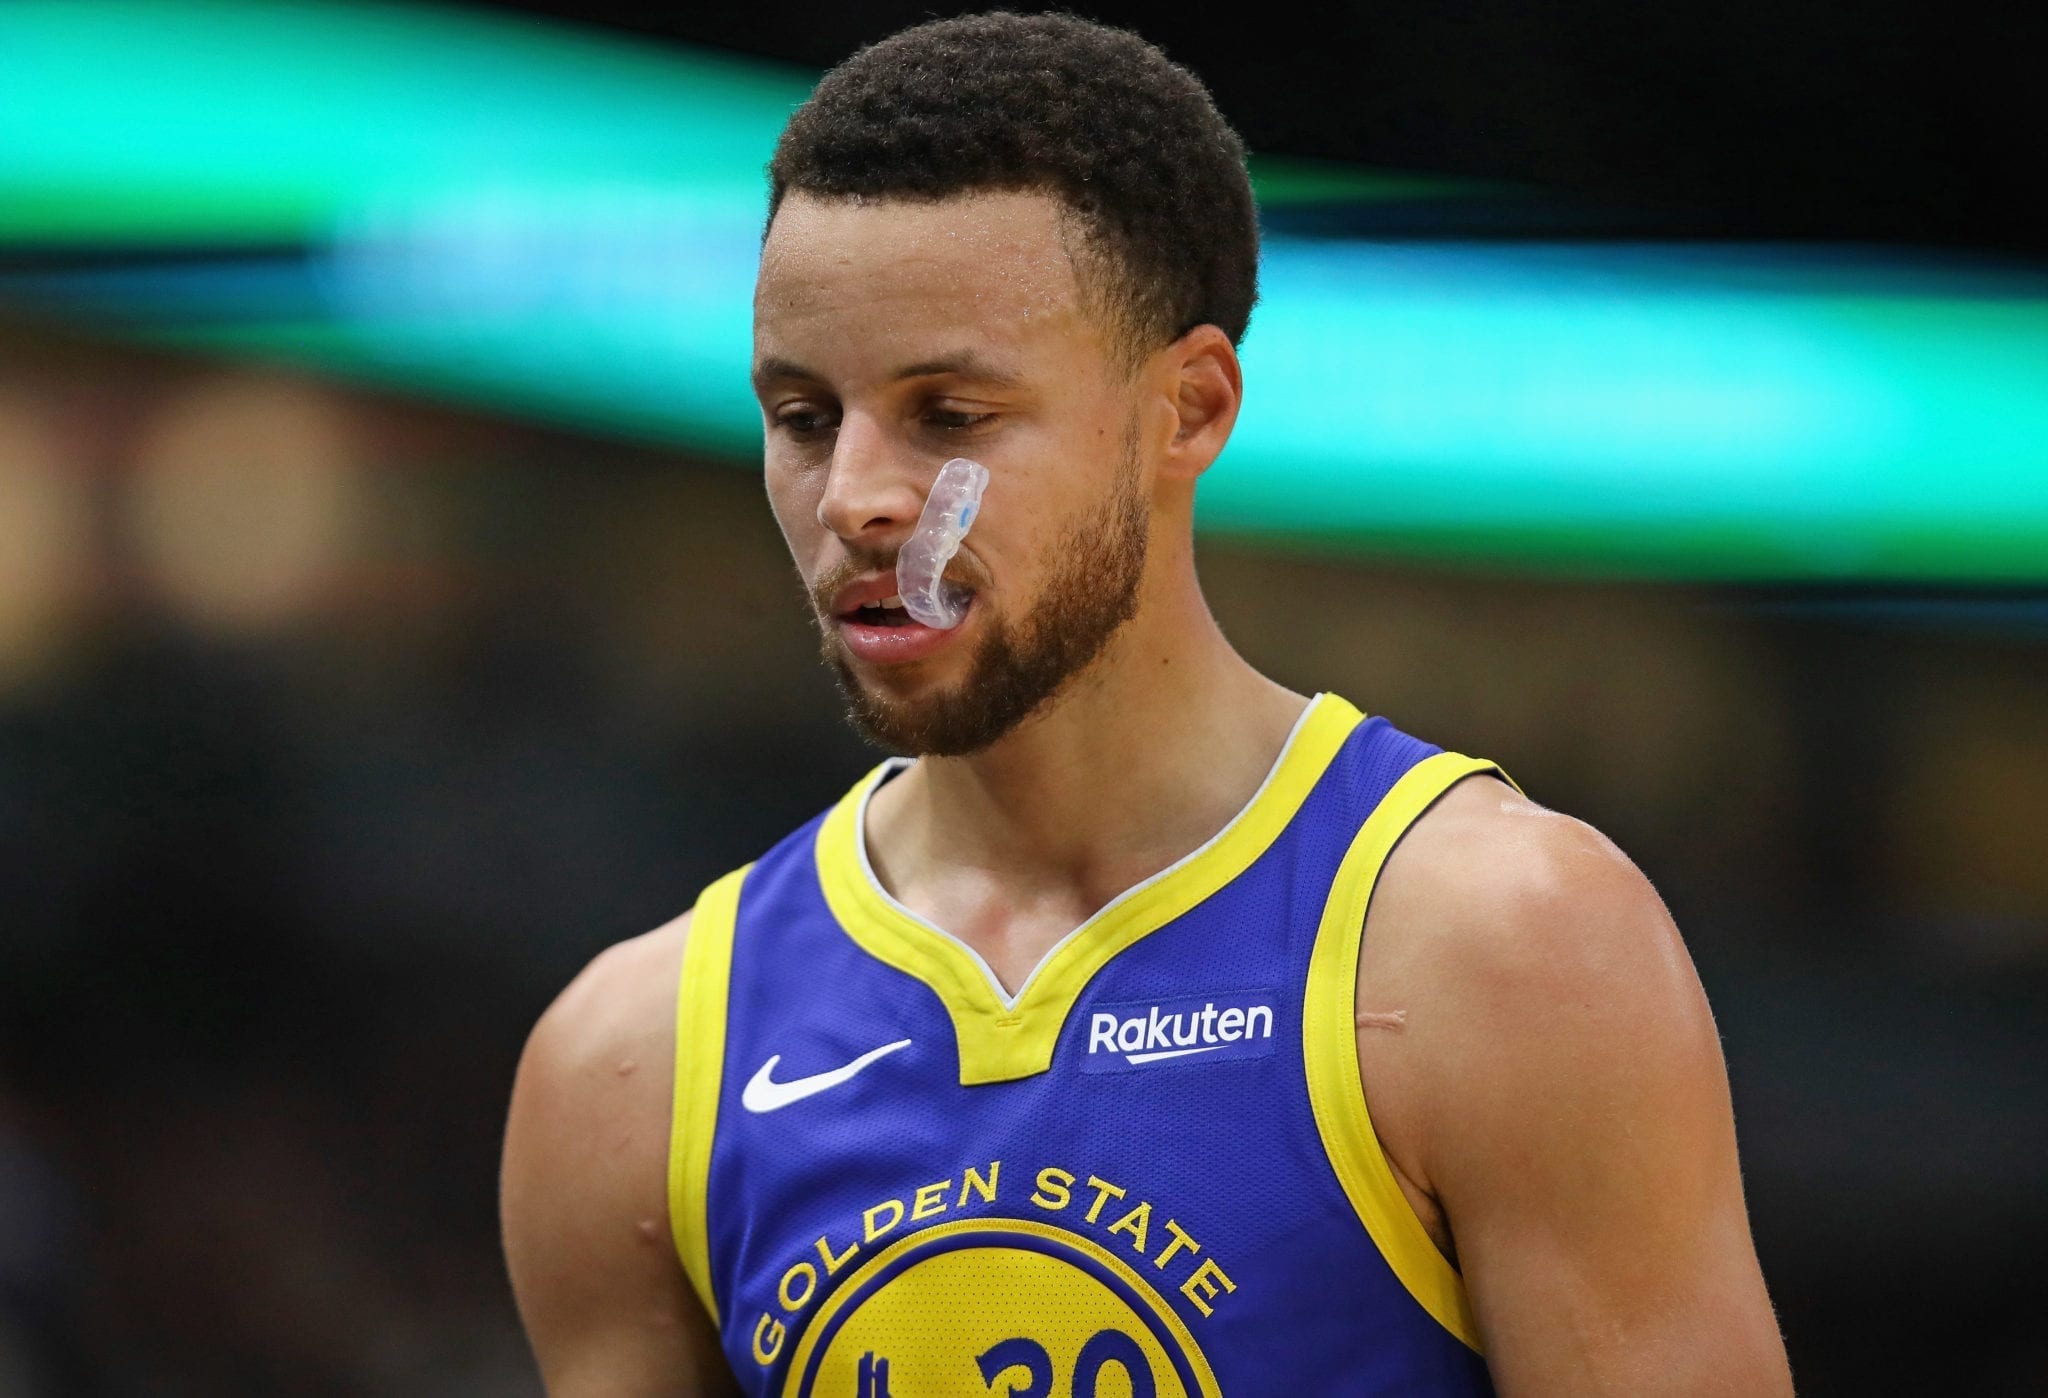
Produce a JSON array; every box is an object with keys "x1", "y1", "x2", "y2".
[{"x1": 896, "y1": 457, "x2": 990, "y2": 630}]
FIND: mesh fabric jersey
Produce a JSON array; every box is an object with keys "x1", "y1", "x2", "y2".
[{"x1": 668, "y1": 693, "x2": 1503, "y2": 1395}]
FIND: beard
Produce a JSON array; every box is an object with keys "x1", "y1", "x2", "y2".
[{"x1": 820, "y1": 436, "x2": 1148, "y2": 757}]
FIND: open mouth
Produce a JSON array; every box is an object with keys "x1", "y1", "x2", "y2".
[
  {"x1": 847, "y1": 594, "x2": 918, "y2": 627},
  {"x1": 836, "y1": 590, "x2": 977, "y2": 632}
]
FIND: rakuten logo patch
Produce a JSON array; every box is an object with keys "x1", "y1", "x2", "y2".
[{"x1": 1081, "y1": 991, "x2": 1279, "y2": 1072}]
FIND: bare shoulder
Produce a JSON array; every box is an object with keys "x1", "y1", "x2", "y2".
[
  {"x1": 1361, "y1": 773, "x2": 1710, "y2": 1063},
  {"x1": 504, "y1": 907, "x2": 732, "y2": 1395},
  {"x1": 1351, "y1": 781, "x2": 1720, "y2": 1228},
  {"x1": 1358, "y1": 775, "x2": 1790, "y2": 1392},
  {"x1": 1352, "y1": 772, "x2": 1722, "y2": 1232},
  {"x1": 521, "y1": 909, "x2": 694, "y2": 1100},
  {"x1": 504, "y1": 907, "x2": 693, "y2": 1239}
]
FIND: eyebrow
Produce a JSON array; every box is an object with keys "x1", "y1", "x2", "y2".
[{"x1": 751, "y1": 351, "x2": 1025, "y2": 393}]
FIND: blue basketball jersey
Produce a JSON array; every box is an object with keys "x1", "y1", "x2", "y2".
[{"x1": 668, "y1": 694, "x2": 1506, "y2": 1395}]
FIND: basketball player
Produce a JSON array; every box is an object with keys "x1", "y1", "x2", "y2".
[{"x1": 502, "y1": 13, "x2": 1794, "y2": 1395}]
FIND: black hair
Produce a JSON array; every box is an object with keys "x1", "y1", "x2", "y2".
[{"x1": 768, "y1": 11, "x2": 1259, "y2": 365}]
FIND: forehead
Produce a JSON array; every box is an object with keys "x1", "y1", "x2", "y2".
[{"x1": 754, "y1": 190, "x2": 1096, "y2": 370}]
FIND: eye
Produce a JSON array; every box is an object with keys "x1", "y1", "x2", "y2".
[
  {"x1": 773, "y1": 403, "x2": 839, "y2": 435},
  {"x1": 925, "y1": 407, "x2": 993, "y2": 431}
]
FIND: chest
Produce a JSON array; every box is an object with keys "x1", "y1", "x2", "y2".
[
  {"x1": 682, "y1": 705, "x2": 1498, "y2": 1394},
  {"x1": 710, "y1": 852, "x2": 1348, "y2": 1391}
]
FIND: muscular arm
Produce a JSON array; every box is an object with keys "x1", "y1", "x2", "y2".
[
  {"x1": 501, "y1": 911, "x2": 738, "y2": 1397},
  {"x1": 1359, "y1": 779, "x2": 1793, "y2": 1396}
]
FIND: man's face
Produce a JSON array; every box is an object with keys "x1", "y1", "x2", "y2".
[{"x1": 753, "y1": 190, "x2": 1150, "y2": 755}]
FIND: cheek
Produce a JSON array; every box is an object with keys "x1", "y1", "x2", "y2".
[
  {"x1": 764, "y1": 460, "x2": 823, "y2": 557},
  {"x1": 962, "y1": 511, "x2": 1050, "y2": 597}
]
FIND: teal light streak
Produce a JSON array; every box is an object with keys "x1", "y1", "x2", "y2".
[
  {"x1": 3, "y1": 1, "x2": 2046, "y2": 580},
  {"x1": 0, "y1": 0, "x2": 810, "y2": 241}
]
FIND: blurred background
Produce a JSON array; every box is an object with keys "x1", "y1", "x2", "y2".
[{"x1": 2, "y1": 1, "x2": 2045, "y2": 1393}]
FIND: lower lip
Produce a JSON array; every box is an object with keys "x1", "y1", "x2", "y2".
[{"x1": 834, "y1": 601, "x2": 974, "y2": 666}]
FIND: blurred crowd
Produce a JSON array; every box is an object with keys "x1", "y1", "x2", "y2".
[{"x1": 1, "y1": 320, "x2": 2044, "y2": 1393}]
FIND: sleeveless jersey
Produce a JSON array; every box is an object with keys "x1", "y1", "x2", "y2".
[{"x1": 668, "y1": 694, "x2": 1506, "y2": 1395}]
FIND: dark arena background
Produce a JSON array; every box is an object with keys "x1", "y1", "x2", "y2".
[{"x1": 2, "y1": 1, "x2": 2045, "y2": 1392}]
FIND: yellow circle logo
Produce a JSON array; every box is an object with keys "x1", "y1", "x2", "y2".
[{"x1": 781, "y1": 1218, "x2": 1220, "y2": 1397}]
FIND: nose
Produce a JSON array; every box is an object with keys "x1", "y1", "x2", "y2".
[{"x1": 815, "y1": 412, "x2": 924, "y2": 547}]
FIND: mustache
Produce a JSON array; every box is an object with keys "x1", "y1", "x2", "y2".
[{"x1": 808, "y1": 550, "x2": 898, "y2": 617}]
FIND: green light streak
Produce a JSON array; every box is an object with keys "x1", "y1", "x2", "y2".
[{"x1": 3, "y1": 1, "x2": 2045, "y2": 581}]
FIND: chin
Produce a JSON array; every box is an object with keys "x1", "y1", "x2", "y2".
[
  {"x1": 822, "y1": 541, "x2": 1141, "y2": 757},
  {"x1": 834, "y1": 661, "x2": 991, "y2": 757}
]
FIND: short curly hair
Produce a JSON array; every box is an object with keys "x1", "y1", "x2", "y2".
[{"x1": 767, "y1": 11, "x2": 1259, "y2": 369}]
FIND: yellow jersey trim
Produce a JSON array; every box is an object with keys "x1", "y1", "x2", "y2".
[
  {"x1": 779, "y1": 1216, "x2": 1223, "y2": 1398},
  {"x1": 815, "y1": 693, "x2": 1366, "y2": 1086},
  {"x1": 1302, "y1": 751, "x2": 1508, "y2": 1355},
  {"x1": 667, "y1": 862, "x2": 751, "y2": 1330}
]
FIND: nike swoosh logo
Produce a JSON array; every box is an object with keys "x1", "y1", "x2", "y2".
[
  {"x1": 1124, "y1": 1044, "x2": 1228, "y2": 1065},
  {"x1": 741, "y1": 1039, "x2": 913, "y2": 1113}
]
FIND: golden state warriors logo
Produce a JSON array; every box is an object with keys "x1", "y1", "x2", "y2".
[{"x1": 782, "y1": 1219, "x2": 1220, "y2": 1397}]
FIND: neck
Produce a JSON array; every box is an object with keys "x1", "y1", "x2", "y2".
[{"x1": 866, "y1": 554, "x2": 1308, "y2": 937}]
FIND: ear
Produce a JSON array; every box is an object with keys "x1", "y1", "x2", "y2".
[{"x1": 1155, "y1": 324, "x2": 1243, "y2": 483}]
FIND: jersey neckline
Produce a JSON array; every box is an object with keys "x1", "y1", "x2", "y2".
[{"x1": 811, "y1": 691, "x2": 1365, "y2": 1085}]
